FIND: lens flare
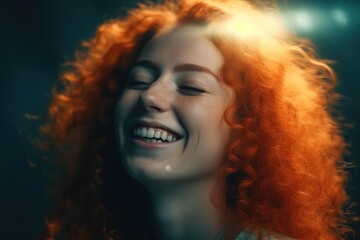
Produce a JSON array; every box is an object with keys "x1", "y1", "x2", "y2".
[
  {"x1": 332, "y1": 8, "x2": 348, "y2": 26},
  {"x1": 294, "y1": 11, "x2": 312, "y2": 31}
]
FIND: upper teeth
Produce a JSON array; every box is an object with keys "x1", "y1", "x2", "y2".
[{"x1": 133, "y1": 127, "x2": 177, "y2": 142}]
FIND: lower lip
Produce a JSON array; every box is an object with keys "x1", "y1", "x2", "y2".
[{"x1": 131, "y1": 137, "x2": 179, "y2": 149}]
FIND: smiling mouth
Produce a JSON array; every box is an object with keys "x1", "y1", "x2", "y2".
[{"x1": 131, "y1": 126, "x2": 180, "y2": 144}]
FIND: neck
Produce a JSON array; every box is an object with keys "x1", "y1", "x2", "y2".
[{"x1": 148, "y1": 176, "x2": 227, "y2": 240}]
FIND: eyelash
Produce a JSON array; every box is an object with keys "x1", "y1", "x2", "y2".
[
  {"x1": 126, "y1": 78, "x2": 152, "y2": 88},
  {"x1": 179, "y1": 85, "x2": 205, "y2": 93},
  {"x1": 129, "y1": 80, "x2": 150, "y2": 85},
  {"x1": 126, "y1": 76, "x2": 206, "y2": 94}
]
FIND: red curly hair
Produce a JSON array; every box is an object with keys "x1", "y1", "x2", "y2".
[{"x1": 39, "y1": 0, "x2": 351, "y2": 239}]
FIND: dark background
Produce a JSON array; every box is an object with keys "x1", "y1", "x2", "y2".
[{"x1": 1, "y1": 0, "x2": 359, "y2": 239}]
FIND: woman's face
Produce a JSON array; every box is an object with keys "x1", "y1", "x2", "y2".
[{"x1": 115, "y1": 25, "x2": 233, "y2": 185}]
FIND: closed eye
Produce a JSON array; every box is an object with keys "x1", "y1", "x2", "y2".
[
  {"x1": 126, "y1": 66, "x2": 156, "y2": 89},
  {"x1": 128, "y1": 80, "x2": 150, "y2": 85},
  {"x1": 126, "y1": 79, "x2": 151, "y2": 89},
  {"x1": 178, "y1": 86, "x2": 206, "y2": 95}
]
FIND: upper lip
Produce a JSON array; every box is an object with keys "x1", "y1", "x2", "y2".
[{"x1": 129, "y1": 119, "x2": 183, "y2": 138}]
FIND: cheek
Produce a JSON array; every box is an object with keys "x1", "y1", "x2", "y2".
[
  {"x1": 115, "y1": 91, "x2": 139, "y2": 121},
  {"x1": 183, "y1": 99, "x2": 229, "y2": 133},
  {"x1": 180, "y1": 98, "x2": 231, "y2": 157},
  {"x1": 191, "y1": 116, "x2": 231, "y2": 174},
  {"x1": 114, "y1": 91, "x2": 139, "y2": 146}
]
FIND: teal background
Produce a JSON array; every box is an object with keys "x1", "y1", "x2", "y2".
[{"x1": 1, "y1": 0, "x2": 359, "y2": 239}]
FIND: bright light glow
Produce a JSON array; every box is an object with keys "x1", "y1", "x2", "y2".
[
  {"x1": 219, "y1": 14, "x2": 267, "y2": 39},
  {"x1": 332, "y1": 9, "x2": 348, "y2": 26},
  {"x1": 264, "y1": 11, "x2": 285, "y2": 35},
  {"x1": 212, "y1": 11, "x2": 285, "y2": 41},
  {"x1": 294, "y1": 11, "x2": 312, "y2": 31}
]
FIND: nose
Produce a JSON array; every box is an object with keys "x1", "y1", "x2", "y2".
[{"x1": 139, "y1": 79, "x2": 173, "y2": 112}]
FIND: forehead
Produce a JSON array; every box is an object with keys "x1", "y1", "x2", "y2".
[{"x1": 137, "y1": 25, "x2": 223, "y2": 72}]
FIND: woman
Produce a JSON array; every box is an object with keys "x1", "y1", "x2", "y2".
[{"x1": 39, "y1": 0, "x2": 351, "y2": 239}]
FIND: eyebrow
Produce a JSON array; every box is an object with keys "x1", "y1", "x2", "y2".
[
  {"x1": 131, "y1": 60, "x2": 160, "y2": 71},
  {"x1": 131, "y1": 60, "x2": 220, "y2": 80},
  {"x1": 174, "y1": 63, "x2": 219, "y2": 80}
]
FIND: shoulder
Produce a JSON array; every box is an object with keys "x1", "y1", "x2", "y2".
[{"x1": 235, "y1": 230, "x2": 294, "y2": 240}]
